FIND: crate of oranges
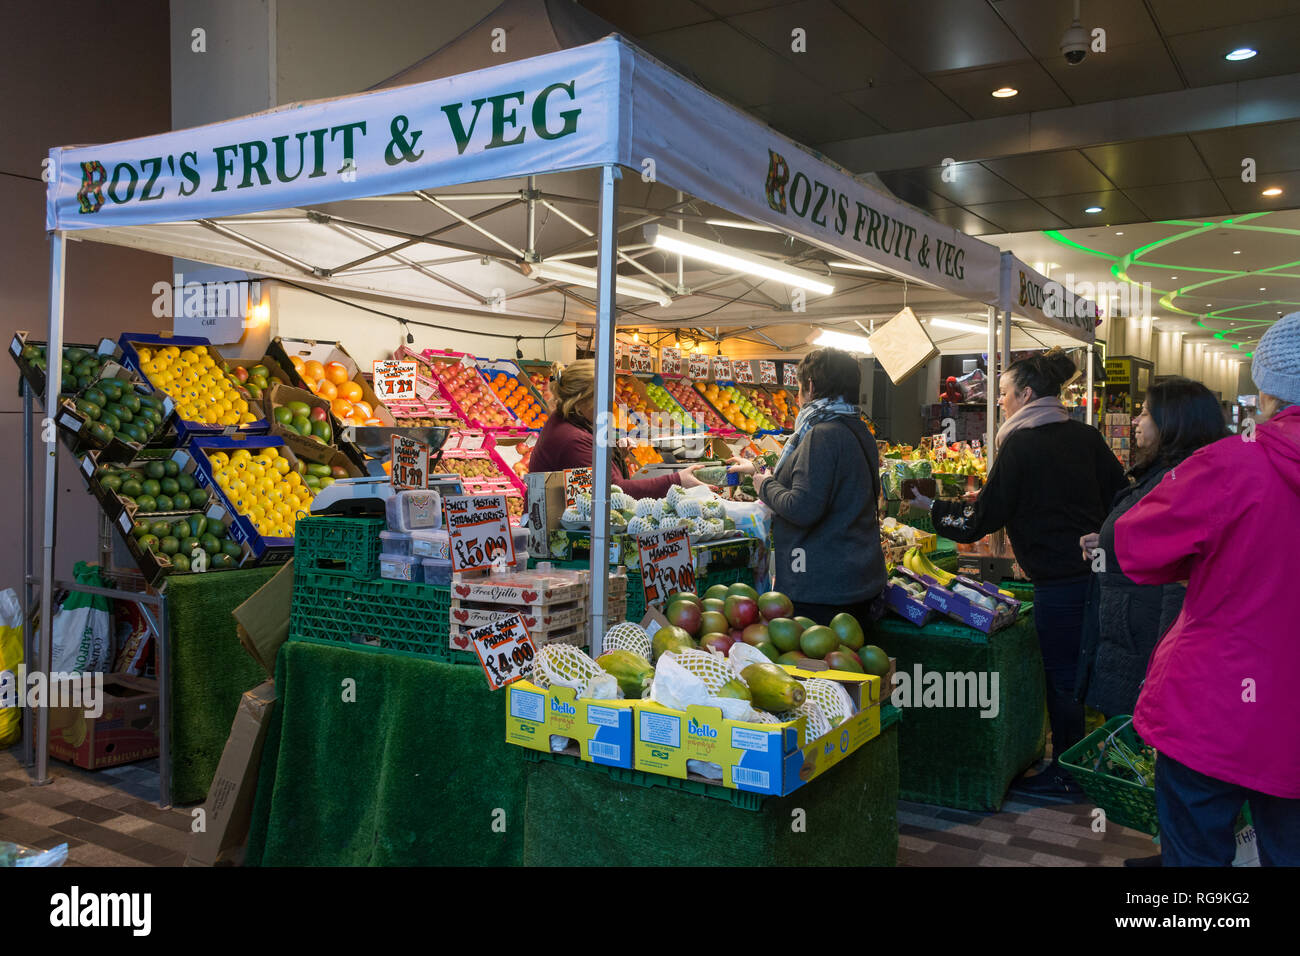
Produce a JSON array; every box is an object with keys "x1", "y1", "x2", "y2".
[
  {"x1": 269, "y1": 337, "x2": 397, "y2": 431},
  {"x1": 476, "y1": 358, "x2": 549, "y2": 429},
  {"x1": 189, "y1": 435, "x2": 321, "y2": 562},
  {"x1": 118, "y1": 333, "x2": 269, "y2": 443}
]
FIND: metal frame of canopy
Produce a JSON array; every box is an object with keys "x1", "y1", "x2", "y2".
[{"x1": 35, "y1": 35, "x2": 1011, "y2": 791}]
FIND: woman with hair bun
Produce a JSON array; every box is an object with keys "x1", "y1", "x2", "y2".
[{"x1": 907, "y1": 347, "x2": 1127, "y2": 795}]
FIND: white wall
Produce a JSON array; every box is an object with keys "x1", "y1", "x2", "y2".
[{"x1": 268, "y1": 283, "x2": 577, "y2": 367}]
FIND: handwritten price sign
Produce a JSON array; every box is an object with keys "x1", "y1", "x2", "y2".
[
  {"x1": 636, "y1": 526, "x2": 695, "y2": 608},
  {"x1": 660, "y1": 347, "x2": 682, "y2": 376},
  {"x1": 467, "y1": 612, "x2": 537, "y2": 690},
  {"x1": 759, "y1": 360, "x2": 777, "y2": 384},
  {"x1": 390, "y1": 434, "x2": 428, "y2": 490},
  {"x1": 712, "y1": 357, "x2": 733, "y2": 381},
  {"x1": 687, "y1": 354, "x2": 710, "y2": 380},
  {"x1": 628, "y1": 344, "x2": 653, "y2": 375},
  {"x1": 783, "y1": 364, "x2": 799, "y2": 388},
  {"x1": 733, "y1": 360, "x2": 755, "y2": 384},
  {"x1": 563, "y1": 467, "x2": 592, "y2": 507},
  {"x1": 374, "y1": 360, "x2": 416, "y2": 400},
  {"x1": 444, "y1": 493, "x2": 516, "y2": 572}
]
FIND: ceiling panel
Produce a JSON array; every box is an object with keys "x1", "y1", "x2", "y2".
[
  {"x1": 964, "y1": 198, "x2": 1070, "y2": 232},
  {"x1": 638, "y1": 19, "x2": 827, "y2": 106},
  {"x1": 927, "y1": 60, "x2": 1072, "y2": 118},
  {"x1": 750, "y1": 96, "x2": 885, "y2": 143},
  {"x1": 727, "y1": 0, "x2": 921, "y2": 92},
  {"x1": 695, "y1": 0, "x2": 795, "y2": 15},
  {"x1": 1167, "y1": 16, "x2": 1300, "y2": 87},
  {"x1": 1039, "y1": 41, "x2": 1184, "y2": 104},
  {"x1": 1146, "y1": 0, "x2": 1300, "y2": 35},
  {"x1": 983, "y1": 150, "x2": 1115, "y2": 196},
  {"x1": 926, "y1": 204, "x2": 1003, "y2": 236},
  {"x1": 581, "y1": 0, "x2": 715, "y2": 34},
  {"x1": 839, "y1": 80, "x2": 969, "y2": 131},
  {"x1": 991, "y1": 0, "x2": 1161, "y2": 58},
  {"x1": 1190, "y1": 120, "x2": 1300, "y2": 177},
  {"x1": 875, "y1": 172, "x2": 954, "y2": 211},
  {"x1": 1082, "y1": 136, "x2": 1211, "y2": 188},
  {"x1": 1215, "y1": 170, "x2": 1300, "y2": 212},
  {"x1": 836, "y1": 0, "x2": 1029, "y2": 73},
  {"x1": 906, "y1": 163, "x2": 1028, "y2": 205},
  {"x1": 1035, "y1": 189, "x2": 1149, "y2": 226},
  {"x1": 1119, "y1": 180, "x2": 1231, "y2": 220}
]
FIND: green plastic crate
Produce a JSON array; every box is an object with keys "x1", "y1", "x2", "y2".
[
  {"x1": 1058, "y1": 715, "x2": 1159, "y2": 835},
  {"x1": 293, "y1": 516, "x2": 384, "y2": 580},
  {"x1": 290, "y1": 568, "x2": 453, "y2": 661}
]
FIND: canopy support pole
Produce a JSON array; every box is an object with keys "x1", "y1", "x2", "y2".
[
  {"x1": 1085, "y1": 342, "x2": 1095, "y2": 425},
  {"x1": 1002, "y1": 309, "x2": 1012, "y2": 375},
  {"x1": 35, "y1": 232, "x2": 67, "y2": 788},
  {"x1": 590, "y1": 165, "x2": 619, "y2": 656},
  {"x1": 986, "y1": 305, "x2": 998, "y2": 465},
  {"x1": 526, "y1": 175, "x2": 536, "y2": 261},
  {"x1": 676, "y1": 191, "x2": 685, "y2": 293}
]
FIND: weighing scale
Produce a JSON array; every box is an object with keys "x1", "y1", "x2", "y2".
[{"x1": 310, "y1": 425, "x2": 465, "y2": 517}]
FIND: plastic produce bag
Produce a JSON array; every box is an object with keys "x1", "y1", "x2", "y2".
[
  {"x1": 46, "y1": 562, "x2": 112, "y2": 674},
  {"x1": 649, "y1": 654, "x2": 711, "y2": 711},
  {"x1": 0, "y1": 841, "x2": 67, "y2": 867},
  {"x1": 0, "y1": 589, "x2": 23, "y2": 747},
  {"x1": 719, "y1": 499, "x2": 772, "y2": 542}
]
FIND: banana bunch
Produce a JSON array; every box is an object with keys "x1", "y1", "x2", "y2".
[{"x1": 903, "y1": 547, "x2": 955, "y2": 586}]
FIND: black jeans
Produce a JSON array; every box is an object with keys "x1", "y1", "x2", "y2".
[
  {"x1": 1156, "y1": 754, "x2": 1300, "y2": 866},
  {"x1": 1032, "y1": 574, "x2": 1090, "y2": 761}
]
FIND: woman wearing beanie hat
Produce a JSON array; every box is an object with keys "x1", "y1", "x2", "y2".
[{"x1": 1113, "y1": 311, "x2": 1300, "y2": 866}]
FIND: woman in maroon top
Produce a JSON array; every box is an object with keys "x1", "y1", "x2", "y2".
[{"x1": 528, "y1": 360, "x2": 704, "y2": 498}]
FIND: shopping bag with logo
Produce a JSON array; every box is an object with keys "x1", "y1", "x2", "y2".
[{"x1": 47, "y1": 562, "x2": 112, "y2": 674}]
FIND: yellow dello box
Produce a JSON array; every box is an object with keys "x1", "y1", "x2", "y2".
[
  {"x1": 505, "y1": 682, "x2": 637, "y2": 769},
  {"x1": 633, "y1": 668, "x2": 883, "y2": 797}
]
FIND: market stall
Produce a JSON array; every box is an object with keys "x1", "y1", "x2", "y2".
[{"x1": 35, "y1": 32, "x2": 1012, "y2": 860}]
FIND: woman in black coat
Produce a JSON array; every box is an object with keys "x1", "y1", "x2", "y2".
[{"x1": 1075, "y1": 378, "x2": 1229, "y2": 719}]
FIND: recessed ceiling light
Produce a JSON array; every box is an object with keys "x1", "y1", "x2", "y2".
[
  {"x1": 1115, "y1": 231, "x2": 1124, "y2": 236},
  {"x1": 1206, "y1": 303, "x2": 1213, "y2": 307},
  {"x1": 1260, "y1": 287, "x2": 1266, "y2": 291},
  {"x1": 1171, "y1": 275, "x2": 1178, "y2": 279},
  {"x1": 1262, "y1": 187, "x2": 1283, "y2": 196},
  {"x1": 1225, "y1": 47, "x2": 1257, "y2": 61},
  {"x1": 1084, "y1": 206, "x2": 1103, "y2": 214},
  {"x1": 991, "y1": 87, "x2": 1018, "y2": 98},
  {"x1": 1233, "y1": 250, "x2": 1241, "y2": 254}
]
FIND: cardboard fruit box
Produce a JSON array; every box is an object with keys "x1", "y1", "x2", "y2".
[
  {"x1": 922, "y1": 575, "x2": 1024, "y2": 634},
  {"x1": 505, "y1": 682, "x2": 638, "y2": 769},
  {"x1": 55, "y1": 360, "x2": 175, "y2": 463},
  {"x1": 268, "y1": 336, "x2": 397, "y2": 428},
  {"x1": 188, "y1": 435, "x2": 303, "y2": 564},
  {"x1": 45, "y1": 674, "x2": 160, "y2": 770},
  {"x1": 117, "y1": 332, "x2": 270, "y2": 443},
  {"x1": 9, "y1": 332, "x2": 118, "y2": 405},
  {"x1": 633, "y1": 667, "x2": 885, "y2": 797}
]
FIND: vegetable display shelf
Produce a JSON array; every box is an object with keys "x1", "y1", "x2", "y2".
[{"x1": 870, "y1": 611, "x2": 1047, "y2": 811}]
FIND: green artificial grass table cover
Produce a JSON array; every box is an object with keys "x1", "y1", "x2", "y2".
[
  {"x1": 521, "y1": 708, "x2": 900, "y2": 867},
  {"x1": 870, "y1": 612, "x2": 1046, "y2": 811},
  {"x1": 166, "y1": 567, "x2": 277, "y2": 804},
  {"x1": 244, "y1": 638, "x2": 526, "y2": 866}
]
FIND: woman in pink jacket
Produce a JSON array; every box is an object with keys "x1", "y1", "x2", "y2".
[{"x1": 1115, "y1": 312, "x2": 1300, "y2": 866}]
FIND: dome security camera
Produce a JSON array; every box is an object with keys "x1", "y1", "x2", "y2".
[{"x1": 1061, "y1": 18, "x2": 1087, "y2": 65}]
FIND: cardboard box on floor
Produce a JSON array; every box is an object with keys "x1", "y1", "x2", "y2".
[
  {"x1": 185, "y1": 680, "x2": 277, "y2": 867},
  {"x1": 232, "y1": 559, "x2": 295, "y2": 677},
  {"x1": 45, "y1": 674, "x2": 160, "y2": 770}
]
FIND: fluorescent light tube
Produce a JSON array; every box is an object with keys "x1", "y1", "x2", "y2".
[
  {"x1": 929, "y1": 317, "x2": 989, "y2": 334},
  {"x1": 808, "y1": 328, "x2": 872, "y2": 354},
  {"x1": 529, "y1": 260, "x2": 671, "y2": 307},
  {"x1": 645, "y1": 225, "x2": 834, "y2": 296}
]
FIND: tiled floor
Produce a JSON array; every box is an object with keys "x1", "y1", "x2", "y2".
[
  {"x1": 2, "y1": 745, "x2": 1158, "y2": 866},
  {"x1": 0, "y1": 748, "x2": 194, "y2": 867}
]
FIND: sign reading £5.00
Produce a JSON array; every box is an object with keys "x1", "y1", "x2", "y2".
[{"x1": 443, "y1": 493, "x2": 515, "y2": 572}]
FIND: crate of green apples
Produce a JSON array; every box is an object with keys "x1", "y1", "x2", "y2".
[{"x1": 264, "y1": 382, "x2": 334, "y2": 458}]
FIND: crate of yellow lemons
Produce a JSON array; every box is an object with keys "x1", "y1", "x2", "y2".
[
  {"x1": 203, "y1": 445, "x2": 316, "y2": 540},
  {"x1": 134, "y1": 343, "x2": 264, "y2": 432}
]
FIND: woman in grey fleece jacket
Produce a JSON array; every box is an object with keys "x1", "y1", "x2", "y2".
[{"x1": 729, "y1": 349, "x2": 886, "y2": 625}]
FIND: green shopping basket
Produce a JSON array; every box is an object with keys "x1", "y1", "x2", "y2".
[{"x1": 1058, "y1": 715, "x2": 1160, "y2": 835}]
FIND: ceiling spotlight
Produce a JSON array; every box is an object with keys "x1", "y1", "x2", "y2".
[
  {"x1": 1171, "y1": 275, "x2": 1178, "y2": 279},
  {"x1": 1225, "y1": 48, "x2": 1257, "y2": 61},
  {"x1": 991, "y1": 87, "x2": 1018, "y2": 98},
  {"x1": 1084, "y1": 206, "x2": 1103, "y2": 214},
  {"x1": 1233, "y1": 250, "x2": 1241, "y2": 255},
  {"x1": 1260, "y1": 287, "x2": 1266, "y2": 291},
  {"x1": 1262, "y1": 187, "x2": 1283, "y2": 197},
  {"x1": 1115, "y1": 231, "x2": 1124, "y2": 236}
]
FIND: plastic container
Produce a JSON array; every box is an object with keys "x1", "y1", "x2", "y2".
[
  {"x1": 379, "y1": 530, "x2": 413, "y2": 556},
  {"x1": 386, "y1": 489, "x2": 443, "y2": 532},
  {"x1": 411, "y1": 528, "x2": 451, "y2": 559},
  {"x1": 422, "y1": 557, "x2": 453, "y2": 586},
  {"x1": 380, "y1": 552, "x2": 424, "y2": 583}
]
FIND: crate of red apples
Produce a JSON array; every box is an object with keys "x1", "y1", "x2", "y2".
[{"x1": 423, "y1": 349, "x2": 514, "y2": 429}]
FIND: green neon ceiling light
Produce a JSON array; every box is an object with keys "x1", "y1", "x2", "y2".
[{"x1": 1043, "y1": 212, "x2": 1297, "y2": 356}]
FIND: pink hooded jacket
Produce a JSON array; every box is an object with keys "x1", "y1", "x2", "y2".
[{"x1": 1115, "y1": 405, "x2": 1300, "y2": 797}]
